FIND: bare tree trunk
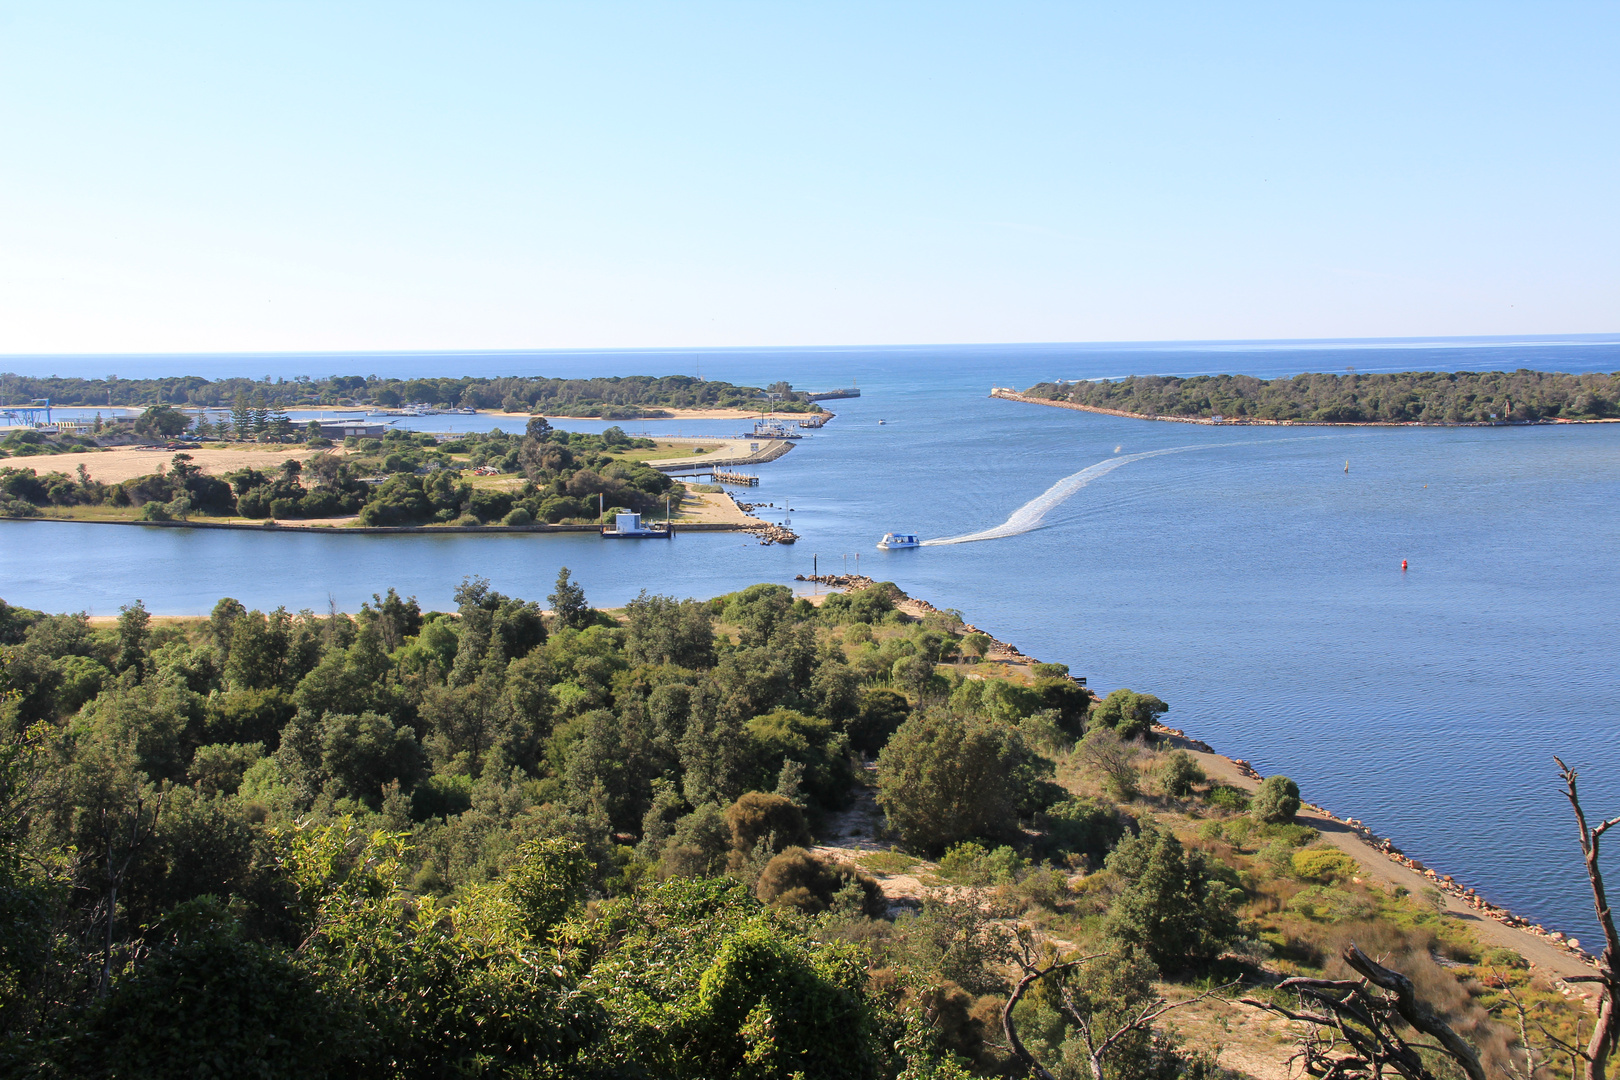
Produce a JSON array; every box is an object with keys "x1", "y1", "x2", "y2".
[
  {"x1": 1557, "y1": 757, "x2": 1620, "y2": 1080},
  {"x1": 1001, "y1": 960, "x2": 1082, "y2": 1080}
]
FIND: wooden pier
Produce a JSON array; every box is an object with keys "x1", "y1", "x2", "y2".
[{"x1": 710, "y1": 470, "x2": 759, "y2": 486}]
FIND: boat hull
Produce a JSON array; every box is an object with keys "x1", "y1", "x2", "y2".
[{"x1": 602, "y1": 527, "x2": 673, "y2": 539}]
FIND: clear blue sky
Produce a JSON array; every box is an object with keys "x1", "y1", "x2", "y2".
[{"x1": 0, "y1": 2, "x2": 1614, "y2": 352}]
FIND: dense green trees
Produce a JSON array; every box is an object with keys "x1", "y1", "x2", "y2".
[
  {"x1": 875, "y1": 711, "x2": 1060, "y2": 854},
  {"x1": 2, "y1": 424, "x2": 678, "y2": 524},
  {"x1": 0, "y1": 577, "x2": 1247, "y2": 1078},
  {"x1": 0, "y1": 371, "x2": 823, "y2": 417},
  {"x1": 1024, "y1": 369, "x2": 1620, "y2": 423}
]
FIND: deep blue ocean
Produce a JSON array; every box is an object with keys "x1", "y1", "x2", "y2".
[{"x1": 3, "y1": 336, "x2": 1618, "y2": 942}]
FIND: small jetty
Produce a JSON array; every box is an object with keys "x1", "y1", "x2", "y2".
[
  {"x1": 710, "y1": 469, "x2": 759, "y2": 486},
  {"x1": 804, "y1": 387, "x2": 860, "y2": 401}
]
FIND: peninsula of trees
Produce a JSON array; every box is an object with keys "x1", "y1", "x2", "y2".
[
  {"x1": 1, "y1": 420, "x2": 677, "y2": 525},
  {"x1": 1019, "y1": 370, "x2": 1620, "y2": 424},
  {"x1": 0, "y1": 372, "x2": 822, "y2": 419},
  {"x1": 0, "y1": 577, "x2": 1603, "y2": 1078}
]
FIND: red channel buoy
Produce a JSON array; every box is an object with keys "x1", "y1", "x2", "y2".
[{"x1": 1401, "y1": 560, "x2": 1408, "y2": 571}]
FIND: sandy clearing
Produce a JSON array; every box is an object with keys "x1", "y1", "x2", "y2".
[
  {"x1": 674, "y1": 490, "x2": 760, "y2": 525},
  {"x1": 6, "y1": 446, "x2": 342, "y2": 485}
]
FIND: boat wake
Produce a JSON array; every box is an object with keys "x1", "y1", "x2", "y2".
[{"x1": 921, "y1": 446, "x2": 1205, "y2": 546}]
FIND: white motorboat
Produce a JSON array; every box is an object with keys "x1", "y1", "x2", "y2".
[{"x1": 877, "y1": 532, "x2": 920, "y2": 550}]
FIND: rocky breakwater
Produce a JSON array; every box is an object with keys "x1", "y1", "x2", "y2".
[
  {"x1": 797, "y1": 573, "x2": 874, "y2": 589},
  {"x1": 744, "y1": 523, "x2": 797, "y2": 545}
]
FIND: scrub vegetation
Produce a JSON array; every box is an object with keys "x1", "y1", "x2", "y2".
[{"x1": 0, "y1": 579, "x2": 1600, "y2": 1078}]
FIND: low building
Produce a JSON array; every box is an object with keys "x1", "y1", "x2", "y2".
[{"x1": 319, "y1": 421, "x2": 387, "y2": 439}]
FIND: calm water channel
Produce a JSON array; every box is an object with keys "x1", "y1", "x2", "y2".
[{"x1": 3, "y1": 336, "x2": 1619, "y2": 940}]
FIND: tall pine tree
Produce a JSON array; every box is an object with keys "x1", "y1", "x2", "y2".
[{"x1": 230, "y1": 392, "x2": 252, "y2": 440}]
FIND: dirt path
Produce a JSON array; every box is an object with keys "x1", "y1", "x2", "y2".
[{"x1": 810, "y1": 769, "x2": 936, "y2": 907}]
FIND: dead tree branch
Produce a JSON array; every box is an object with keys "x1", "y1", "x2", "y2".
[
  {"x1": 1343, "y1": 944, "x2": 1487, "y2": 1080},
  {"x1": 1243, "y1": 946, "x2": 1486, "y2": 1080},
  {"x1": 1558, "y1": 757, "x2": 1620, "y2": 1080},
  {"x1": 1000, "y1": 942, "x2": 1234, "y2": 1080}
]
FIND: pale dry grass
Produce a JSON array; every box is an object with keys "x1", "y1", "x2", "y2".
[{"x1": 11, "y1": 445, "x2": 345, "y2": 485}]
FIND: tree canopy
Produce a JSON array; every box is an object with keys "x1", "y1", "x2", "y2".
[{"x1": 1022, "y1": 369, "x2": 1620, "y2": 423}]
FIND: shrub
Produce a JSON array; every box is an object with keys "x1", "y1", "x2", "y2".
[
  {"x1": 1481, "y1": 946, "x2": 1529, "y2": 970},
  {"x1": 847, "y1": 687, "x2": 910, "y2": 755},
  {"x1": 1018, "y1": 708, "x2": 1070, "y2": 754},
  {"x1": 1077, "y1": 727, "x2": 1141, "y2": 801},
  {"x1": 1257, "y1": 821, "x2": 1318, "y2": 847},
  {"x1": 1251, "y1": 775, "x2": 1302, "y2": 824},
  {"x1": 1089, "y1": 688, "x2": 1169, "y2": 739},
  {"x1": 188, "y1": 742, "x2": 265, "y2": 797},
  {"x1": 754, "y1": 847, "x2": 886, "y2": 917},
  {"x1": 1036, "y1": 796, "x2": 1126, "y2": 863},
  {"x1": 55, "y1": 928, "x2": 354, "y2": 1077},
  {"x1": 875, "y1": 710, "x2": 1057, "y2": 854},
  {"x1": 502, "y1": 507, "x2": 533, "y2": 527},
  {"x1": 723, "y1": 791, "x2": 811, "y2": 857},
  {"x1": 1158, "y1": 750, "x2": 1206, "y2": 797},
  {"x1": 1293, "y1": 848, "x2": 1360, "y2": 882},
  {"x1": 1207, "y1": 785, "x2": 1250, "y2": 813},
  {"x1": 1016, "y1": 866, "x2": 1074, "y2": 910},
  {"x1": 660, "y1": 804, "x2": 730, "y2": 878},
  {"x1": 1287, "y1": 884, "x2": 1373, "y2": 923},
  {"x1": 936, "y1": 842, "x2": 1028, "y2": 886},
  {"x1": 1103, "y1": 827, "x2": 1241, "y2": 969}
]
